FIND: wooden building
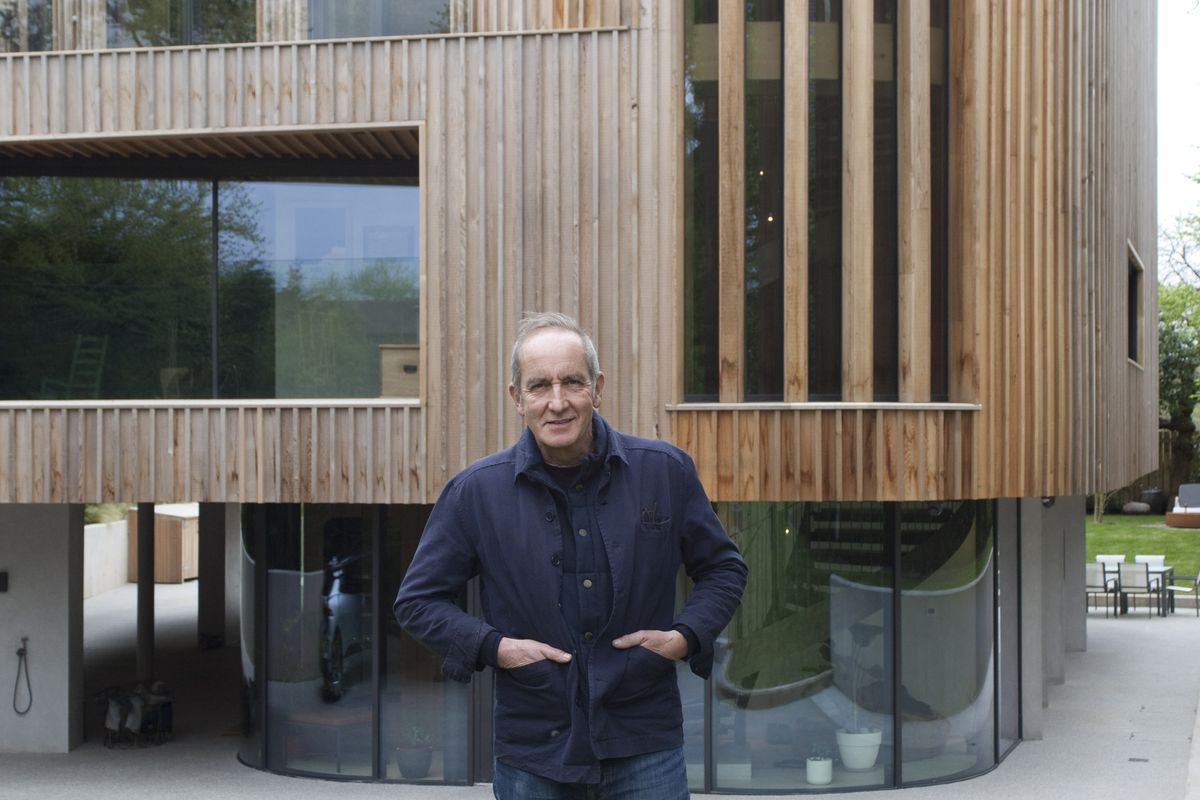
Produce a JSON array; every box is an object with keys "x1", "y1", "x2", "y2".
[{"x1": 0, "y1": 0, "x2": 1157, "y2": 792}]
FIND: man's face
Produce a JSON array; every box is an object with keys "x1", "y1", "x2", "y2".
[{"x1": 508, "y1": 328, "x2": 605, "y2": 467}]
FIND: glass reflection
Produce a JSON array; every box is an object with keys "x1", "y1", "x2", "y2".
[
  {"x1": 0, "y1": 0, "x2": 52, "y2": 52},
  {"x1": 744, "y1": 0, "x2": 784, "y2": 400},
  {"x1": 262, "y1": 504, "x2": 375, "y2": 777},
  {"x1": 107, "y1": 0, "x2": 256, "y2": 47},
  {"x1": 683, "y1": 0, "x2": 720, "y2": 401},
  {"x1": 872, "y1": 1, "x2": 898, "y2": 400},
  {"x1": 309, "y1": 0, "x2": 449, "y2": 40},
  {"x1": 712, "y1": 502, "x2": 894, "y2": 791},
  {"x1": 219, "y1": 181, "x2": 420, "y2": 399},
  {"x1": 807, "y1": 0, "x2": 842, "y2": 399},
  {"x1": 380, "y1": 505, "x2": 470, "y2": 783},
  {"x1": 899, "y1": 501, "x2": 995, "y2": 782},
  {"x1": 0, "y1": 177, "x2": 214, "y2": 400}
]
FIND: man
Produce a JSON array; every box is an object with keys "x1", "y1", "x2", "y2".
[{"x1": 394, "y1": 312, "x2": 747, "y2": 799}]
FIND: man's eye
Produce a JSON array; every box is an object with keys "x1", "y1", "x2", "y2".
[
  {"x1": 528, "y1": 382, "x2": 549, "y2": 392},
  {"x1": 564, "y1": 378, "x2": 583, "y2": 387}
]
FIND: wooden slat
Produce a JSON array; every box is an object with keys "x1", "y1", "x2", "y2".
[
  {"x1": 782, "y1": 1, "x2": 808, "y2": 401},
  {"x1": 897, "y1": 0, "x2": 931, "y2": 402},
  {"x1": 841, "y1": 0, "x2": 873, "y2": 401},
  {"x1": 717, "y1": 0, "x2": 744, "y2": 402}
]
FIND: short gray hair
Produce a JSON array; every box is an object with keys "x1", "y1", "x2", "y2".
[{"x1": 510, "y1": 312, "x2": 600, "y2": 390}]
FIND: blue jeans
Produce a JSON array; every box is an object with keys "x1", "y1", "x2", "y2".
[{"x1": 492, "y1": 748, "x2": 689, "y2": 800}]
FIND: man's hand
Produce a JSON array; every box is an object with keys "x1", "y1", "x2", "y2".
[
  {"x1": 611, "y1": 629, "x2": 689, "y2": 661},
  {"x1": 496, "y1": 637, "x2": 573, "y2": 669}
]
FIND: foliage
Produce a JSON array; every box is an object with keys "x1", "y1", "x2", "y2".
[
  {"x1": 1159, "y1": 282, "x2": 1200, "y2": 425},
  {"x1": 106, "y1": 0, "x2": 255, "y2": 47},
  {"x1": 84, "y1": 503, "x2": 135, "y2": 525},
  {"x1": 1161, "y1": 174, "x2": 1200, "y2": 286},
  {"x1": 1086, "y1": 514, "x2": 1200, "y2": 583}
]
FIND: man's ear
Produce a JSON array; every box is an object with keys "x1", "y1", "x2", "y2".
[
  {"x1": 508, "y1": 383, "x2": 525, "y2": 416},
  {"x1": 592, "y1": 372, "x2": 605, "y2": 408}
]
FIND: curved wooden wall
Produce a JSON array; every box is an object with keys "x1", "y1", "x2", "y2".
[{"x1": 0, "y1": 1, "x2": 1157, "y2": 504}]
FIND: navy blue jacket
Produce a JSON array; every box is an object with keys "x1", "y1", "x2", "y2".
[{"x1": 394, "y1": 414, "x2": 747, "y2": 782}]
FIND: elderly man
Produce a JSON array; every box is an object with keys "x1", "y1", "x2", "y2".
[{"x1": 394, "y1": 312, "x2": 746, "y2": 799}]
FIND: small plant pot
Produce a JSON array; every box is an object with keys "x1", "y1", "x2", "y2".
[
  {"x1": 395, "y1": 745, "x2": 434, "y2": 780},
  {"x1": 836, "y1": 728, "x2": 882, "y2": 771},
  {"x1": 806, "y1": 756, "x2": 833, "y2": 785}
]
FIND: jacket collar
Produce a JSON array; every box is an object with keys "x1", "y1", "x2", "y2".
[{"x1": 513, "y1": 412, "x2": 628, "y2": 482}]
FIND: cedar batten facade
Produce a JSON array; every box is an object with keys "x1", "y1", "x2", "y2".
[
  {"x1": 0, "y1": 0, "x2": 1157, "y2": 789},
  {"x1": 0, "y1": 1, "x2": 1155, "y2": 505}
]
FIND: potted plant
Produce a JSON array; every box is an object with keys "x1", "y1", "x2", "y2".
[
  {"x1": 394, "y1": 723, "x2": 434, "y2": 780},
  {"x1": 835, "y1": 622, "x2": 883, "y2": 771},
  {"x1": 805, "y1": 742, "x2": 834, "y2": 786}
]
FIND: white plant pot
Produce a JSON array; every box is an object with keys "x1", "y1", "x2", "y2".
[
  {"x1": 806, "y1": 756, "x2": 833, "y2": 785},
  {"x1": 836, "y1": 728, "x2": 882, "y2": 771}
]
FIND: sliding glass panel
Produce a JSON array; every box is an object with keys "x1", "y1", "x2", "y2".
[
  {"x1": 263, "y1": 504, "x2": 376, "y2": 778},
  {"x1": 872, "y1": 1, "x2": 899, "y2": 400},
  {"x1": 683, "y1": 0, "x2": 720, "y2": 401},
  {"x1": 108, "y1": 0, "x2": 255, "y2": 46},
  {"x1": 744, "y1": 0, "x2": 784, "y2": 400},
  {"x1": 0, "y1": 177, "x2": 213, "y2": 400},
  {"x1": 807, "y1": 0, "x2": 843, "y2": 399},
  {"x1": 899, "y1": 501, "x2": 996, "y2": 783},
  {"x1": 380, "y1": 505, "x2": 472, "y2": 784},
  {"x1": 218, "y1": 180, "x2": 419, "y2": 399},
  {"x1": 712, "y1": 502, "x2": 894, "y2": 791},
  {"x1": 309, "y1": 0, "x2": 450, "y2": 39}
]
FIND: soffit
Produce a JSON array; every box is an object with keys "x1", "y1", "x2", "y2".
[{"x1": 0, "y1": 123, "x2": 419, "y2": 162}]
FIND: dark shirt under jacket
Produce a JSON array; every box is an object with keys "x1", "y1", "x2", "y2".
[{"x1": 394, "y1": 413, "x2": 747, "y2": 783}]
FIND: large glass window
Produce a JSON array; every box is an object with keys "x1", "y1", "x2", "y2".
[
  {"x1": 309, "y1": 0, "x2": 449, "y2": 40},
  {"x1": 107, "y1": 0, "x2": 256, "y2": 47},
  {"x1": 873, "y1": 1, "x2": 899, "y2": 400},
  {"x1": 807, "y1": 0, "x2": 843, "y2": 399},
  {"x1": 683, "y1": 0, "x2": 720, "y2": 401},
  {"x1": 0, "y1": 176, "x2": 418, "y2": 401},
  {"x1": 744, "y1": 0, "x2": 784, "y2": 400},
  {"x1": 0, "y1": 177, "x2": 214, "y2": 400},
  {"x1": 218, "y1": 181, "x2": 419, "y2": 399}
]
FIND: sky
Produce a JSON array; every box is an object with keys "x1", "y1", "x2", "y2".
[{"x1": 1159, "y1": 0, "x2": 1200, "y2": 230}]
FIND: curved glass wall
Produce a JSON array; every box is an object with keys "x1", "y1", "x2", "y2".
[
  {"x1": 693, "y1": 499, "x2": 1000, "y2": 792},
  {"x1": 239, "y1": 503, "x2": 470, "y2": 783},
  {"x1": 241, "y1": 499, "x2": 1006, "y2": 790}
]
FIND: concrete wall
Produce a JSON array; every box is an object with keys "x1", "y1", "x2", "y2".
[
  {"x1": 83, "y1": 519, "x2": 128, "y2": 599},
  {"x1": 1018, "y1": 494, "x2": 1088, "y2": 741},
  {"x1": 0, "y1": 504, "x2": 84, "y2": 753}
]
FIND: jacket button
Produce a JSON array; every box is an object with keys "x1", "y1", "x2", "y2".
[
  {"x1": 545, "y1": 511, "x2": 556, "y2": 523},
  {"x1": 578, "y1": 528, "x2": 588, "y2": 537},
  {"x1": 549, "y1": 729, "x2": 561, "y2": 738},
  {"x1": 551, "y1": 554, "x2": 561, "y2": 566},
  {"x1": 582, "y1": 579, "x2": 593, "y2": 589},
  {"x1": 583, "y1": 631, "x2": 593, "y2": 641},
  {"x1": 574, "y1": 484, "x2": 584, "y2": 491}
]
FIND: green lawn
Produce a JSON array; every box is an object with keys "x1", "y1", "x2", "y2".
[{"x1": 1085, "y1": 514, "x2": 1200, "y2": 583}]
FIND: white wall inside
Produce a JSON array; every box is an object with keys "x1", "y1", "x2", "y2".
[
  {"x1": 83, "y1": 519, "x2": 128, "y2": 599},
  {"x1": 0, "y1": 504, "x2": 84, "y2": 753}
]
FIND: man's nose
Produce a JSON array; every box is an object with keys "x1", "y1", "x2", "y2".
[{"x1": 547, "y1": 383, "x2": 568, "y2": 407}]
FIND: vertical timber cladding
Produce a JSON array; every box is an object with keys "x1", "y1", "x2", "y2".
[
  {"x1": 0, "y1": 404, "x2": 424, "y2": 504},
  {"x1": 418, "y1": 4, "x2": 682, "y2": 495},
  {"x1": 671, "y1": 0, "x2": 1156, "y2": 502}
]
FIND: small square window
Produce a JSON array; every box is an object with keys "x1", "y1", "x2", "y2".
[{"x1": 1128, "y1": 242, "x2": 1144, "y2": 365}]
